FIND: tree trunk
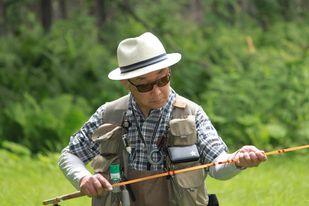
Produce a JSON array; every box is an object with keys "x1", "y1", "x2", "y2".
[
  {"x1": 40, "y1": 0, "x2": 53, "y2": 32},
  {"x1": 0, "y1": 0, "x2": 5, "y2": 35},
  {"x1": 95, "y1": 0, "x2": 106, "y2": 27},
  {"x1": 190, "y1": 0, "x2": 203, "y2": 24},
  {"x1": 301, "y1": 0, "x2": 309, "y2": 15},
  {"x1": 119, "y1": 0, "x2": 150, "y2": 30},
  {"x1": 58, "y1": 0, "x2": 67, "y2": 19}
]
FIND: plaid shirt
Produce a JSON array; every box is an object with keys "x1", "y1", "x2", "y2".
[{"x1": 69, "y1": 89, "x2": 227, "y2": 171}]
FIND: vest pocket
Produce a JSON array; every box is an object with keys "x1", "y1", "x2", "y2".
[
  {"x1": 168, "y1": 115, "x2": 197, "y2": 146},
  {"x1": 168, "y1": 161, "x2": 208, "y2": 206},
  {"x1": 91, "y1": 155, "x2": 122, "y2": 206},
  {"x1": 92, "y1": 123, "x2": 123, "y2": 154},
  {"x1": 167, "y1": 115, "x2": 208, "y2": 205},
  {"x1": 91, "y1": 123, "x2": 127, "y2": 206},
  {"x1": 92, "y1": 192, "x2": 121, "y2": 206}
]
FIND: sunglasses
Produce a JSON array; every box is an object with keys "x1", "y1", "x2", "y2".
[{"x1": 128, "y1": 74, "x2": 171, "y2": 93}]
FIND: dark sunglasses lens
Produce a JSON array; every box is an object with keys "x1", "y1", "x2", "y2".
[
  {"x1": 157, "y1": 75, "x2": 170, "y2": 87},
  {"x1": 135, "y1": 74, "x2": 170, "y2": 93},
  {"x1": 137, "y1": 84, "x2": 153, "y2": 93}
]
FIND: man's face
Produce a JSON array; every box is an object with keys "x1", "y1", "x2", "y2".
[{"x1": 123, "y1": 68, "x2": 171, "y2": 116}]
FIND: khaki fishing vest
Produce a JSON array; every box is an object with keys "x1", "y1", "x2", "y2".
[{"x1": 91, "y1": 95, "x2": 209, "y2": 206}]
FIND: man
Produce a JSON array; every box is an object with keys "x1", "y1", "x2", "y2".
[{"x1": 59, "y1": 32, "x2": 267, "y2": 206}]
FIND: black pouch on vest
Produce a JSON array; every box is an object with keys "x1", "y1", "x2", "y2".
[{"x1": 168, "y1": 144, "x2": 200, "y2": 163}]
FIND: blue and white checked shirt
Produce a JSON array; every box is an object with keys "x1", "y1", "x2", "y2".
[{"x1": 69, "y1": 89, "x2": 227, "y2": 171}]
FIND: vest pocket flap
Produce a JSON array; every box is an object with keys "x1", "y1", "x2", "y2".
[
  {"x1": 168, "y1": 115, "x2": 197, "y2": 145},
  {"x1": 100, "y1": 139, "x2": 122, "y2": 154},
  {"x1": 91, "y1": 155, "x2": 107, "y2": 173},
  {"x1": 92, "y1": 124, "x2": 123, "y2": 154},
  {"x1": 175, "y1": 168, "x2": 205, "y2": 188},
  {"x1": 91, "y1": 155, "x2": 118, "y2": 174},
  {"x1": 92, "y1": 124, "x2": 122, "y2": 142}
]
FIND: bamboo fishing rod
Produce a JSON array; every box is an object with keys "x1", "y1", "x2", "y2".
[{"x1": 42, "y1": 144, "x2": 309, "y2": 205}]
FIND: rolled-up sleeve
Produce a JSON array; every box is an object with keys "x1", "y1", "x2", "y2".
[
  {"x1": 58, "y1": 105, "x2": 106, "y2": 189},
  {"x1": 195, "y1": 106, "x2": 228, "y2": 164},
  {"x1": 68, "y1": 105, "x2": 105, "y2": 164}
]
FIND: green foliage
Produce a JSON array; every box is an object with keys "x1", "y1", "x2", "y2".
[
  {"x1": 200, "y1": 22, "x2": 309, "y2": 149},
  {"x1": 0, "y1": 15, "x2": 126, "y2": 153},
  {"x1": 1, "y1": 93, "x2": 90, "y2": 153},
  {"x1": 1, "y1": 1, "x2": 309, "y2": 153},
  {"x1": 1, "y1": 140, "x2": 31, "y2": 157}
]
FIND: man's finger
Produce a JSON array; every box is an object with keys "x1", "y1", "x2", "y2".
[
  {"x1": 93, "y1": 178, "x2": 105, "y2": 195},
  {"x1": 97, "y1": 174, "x2": 113, "y2": 191},
  {"x1": 256, "y1": 151, "x2": 267, "y2": 161}
]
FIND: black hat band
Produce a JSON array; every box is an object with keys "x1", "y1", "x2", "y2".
[{"x1": 120, "y1": 53, "x2": 167, "y2": 74}]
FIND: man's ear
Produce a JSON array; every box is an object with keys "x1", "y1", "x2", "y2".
[{"x1": 120, "y1": 80, "x2": 129, "y2": 90}]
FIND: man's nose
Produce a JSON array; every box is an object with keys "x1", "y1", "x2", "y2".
[{"x1": 151, "y1": 84, "x2": 161, "y2": 95}]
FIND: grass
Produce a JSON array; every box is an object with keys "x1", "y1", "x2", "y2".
[
  {"x1": 207, "y1": 152, "x2": 309, "y2": 205},
  {"x1": 0, "y1": 149, "x2": 308, "y2": 206},
  {"x1": 0, "y1": 150, "x2": 90, "y2": 206}
]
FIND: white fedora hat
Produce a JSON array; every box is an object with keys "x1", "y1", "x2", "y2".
[{"x1": 108, "y1": 32, "x2": 181, "y2": 80}]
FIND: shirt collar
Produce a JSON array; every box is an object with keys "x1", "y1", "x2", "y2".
[{"x1": 128, "y1": 88, "x2": 176, "y2": 119}]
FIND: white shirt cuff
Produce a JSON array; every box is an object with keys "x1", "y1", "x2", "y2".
[
  {"x1": 58, "y1": 147, "x2": 92, "y2": 189},
  {"x1": 208, "y1": 151, "x2": 242, "y2": 180}
]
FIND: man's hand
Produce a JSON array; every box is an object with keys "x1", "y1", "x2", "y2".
[
  {"x1": 234, "y1": 145, "x2": 267, "y2": 169},
  {"x1": 80, "y1": 174, "x2": 113, "y2": 197}
]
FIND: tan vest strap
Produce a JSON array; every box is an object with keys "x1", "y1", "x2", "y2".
[
  {"x1": 103, "y1": 95, "x2": 130, "y2": 125},
  {"x1": 172, "y1": 95, "x2": 200, "y2": 119},
  {"x1": 173, "y1": 97, "x2": 187, "y2": 109}
]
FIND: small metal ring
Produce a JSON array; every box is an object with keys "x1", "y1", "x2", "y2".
[{"x1": 147, "y1": 149, "x2": 164, "y2": 165}]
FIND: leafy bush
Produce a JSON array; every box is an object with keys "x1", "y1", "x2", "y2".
[
  {"x1": 1, "y1": 141, "x2": 31, "y2": 157},
  {"x1": 0, "y1": 15, "x2": 126, "y2": 108},
  {"x1": 201, "y1": 22, "x2": 309, "y2": 150},
  {"x1": 1, "y1": 2, "x2": 309, "y2": 153},
  {"x1": 0, "y1": 16, "x2": 126, "y2": 153},
  {"x1": 1, "y1": 94, "x2": 90, "y2": 153}
]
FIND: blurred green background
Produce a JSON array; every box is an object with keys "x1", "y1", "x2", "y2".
[{"x1": 0, "y1": 0, "x2": 308, "y2": 205}]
